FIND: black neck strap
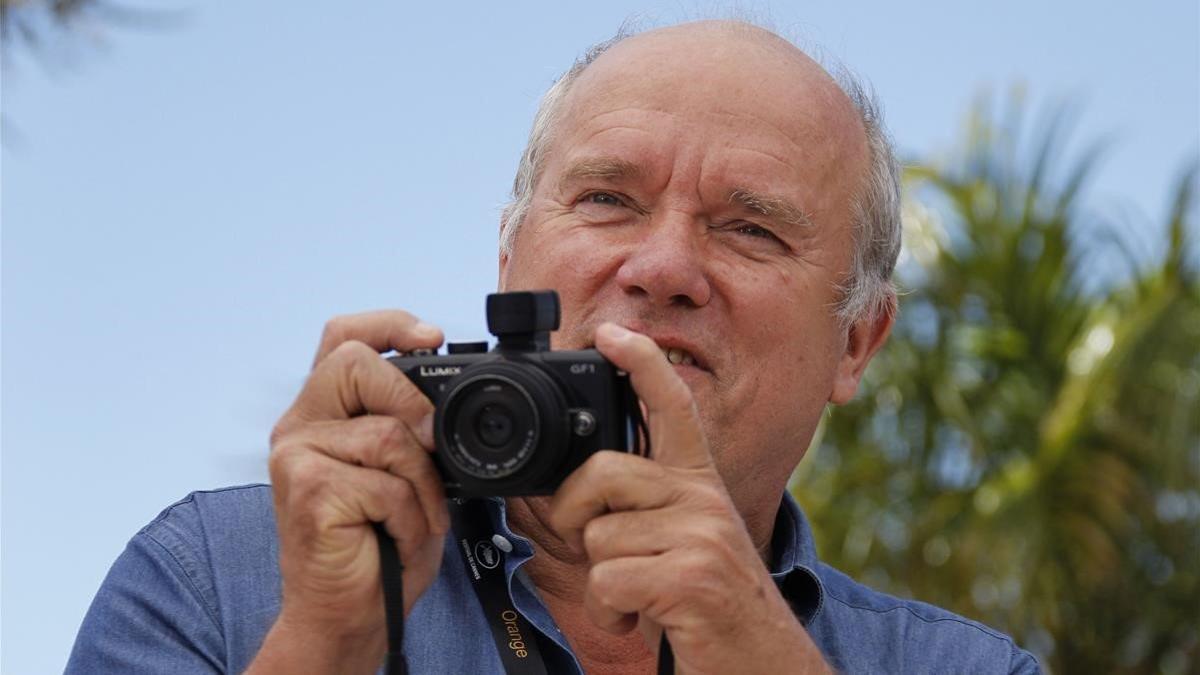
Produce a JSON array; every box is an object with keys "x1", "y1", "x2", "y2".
[
  {"x1": 372, "y1": 500, "x2": 677, "y2": 674},
  {"x1": 372, "y1": 522, "x2": 408, "y2": 675},
  {"x1": 371, "y1": 491, "x2": 827, "y2": 673},
  {"x1": 448, "y1": 498, "x2": 550, "y2": 675}
]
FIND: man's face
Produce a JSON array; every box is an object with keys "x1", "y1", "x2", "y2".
[{"x1": 499, "y1": 25, "x2": 878, "y2": 507}]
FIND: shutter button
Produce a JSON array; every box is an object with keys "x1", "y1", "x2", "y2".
[{"x1": 491, "y1": 534, "x2": 513, "y2": 553}]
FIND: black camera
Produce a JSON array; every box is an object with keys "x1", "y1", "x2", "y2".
[{"x1": 388, "y1": 291, "x2": 647, "y2": 498}]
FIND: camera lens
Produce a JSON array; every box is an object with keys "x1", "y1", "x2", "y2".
[
  {"x1": 436, "y1": 361, "x2": 572, "y2": 488},
  {"x1": 475, "y1": 404, "x2": 515, "y2": 448},
  {"x1": 440, "y1": 374, "x2": 540, "y2": 480}
]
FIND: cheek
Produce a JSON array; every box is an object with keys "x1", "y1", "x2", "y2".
[
  {"x1": 712, "y1": 262, "x2": 843, "y2": 434},
  {"x1": 505, "y1": 214, "x2": 617, "y2": 286},
  {"x1": 501, "y1": 219, "x2": 630, "y2": 342}
]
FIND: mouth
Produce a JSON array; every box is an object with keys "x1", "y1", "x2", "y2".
[
  {"x1": 660, "y1": 345, "x2": 699, "y2": 368},
  {"x1": 583, "y1": 340, "x2": 704, "y2": 370},
  {"x1": 577, "y1": 326, "x2": 712, "y2": 376}
]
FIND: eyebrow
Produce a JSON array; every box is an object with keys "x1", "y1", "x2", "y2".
[
  {"x1": 728, "y1": 188, "x2": 814, "y2": 230},
  {"x1": 558, "y1": 156, "x2": 643, "y2": 189}
]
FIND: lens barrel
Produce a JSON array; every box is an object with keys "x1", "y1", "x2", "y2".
[{"x1": 436, "y1": 360, "x2": 571, "y2": 487}]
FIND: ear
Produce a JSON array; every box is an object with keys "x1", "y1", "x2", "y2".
[
  {"x1": 498, "y1": 217, "x2": 511, "y2": 289},
  {"x1": 829, "y1": 294, "x2": 895, "y2": 405}
]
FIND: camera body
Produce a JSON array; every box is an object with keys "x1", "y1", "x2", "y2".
[{"x1": 388, "y1": 291, "x2": 641, "y2": 498}]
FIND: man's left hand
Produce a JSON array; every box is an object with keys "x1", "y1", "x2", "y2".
[{"x1": 550, "y1": 322, "x2": 830, "y2": 674}]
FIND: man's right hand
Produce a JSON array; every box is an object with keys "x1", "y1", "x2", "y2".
[{"x1": 247, "y1": 311, "x2": 451, "y2": 675}]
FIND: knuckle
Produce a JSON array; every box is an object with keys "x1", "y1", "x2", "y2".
[
  {"x1": 690, "y1": 482, "x2": 726, "y2": 509},
  {"x1": 675, "y1": 554, "x2": 720, "y2": 593},
  {"x1": 387, "y1": 472, "x2": 417, "y2": 505},
  {"x1": 290, "y1": 454, "x2": 326, "y2": 486},
  {"x1": 282, "y1": 454, "x2": 332, "y2": 497},
  {"x1": 308, "y1": 501, "x2": 344, "y2": 535},
  {"x1": 324, "y1": 341, "x2": 379, "y2": 392},
  {"x1": 267, "y1": 441, "x2": 306, "y2": 480},
  {"x1": 267, "y1": 442, "x2": 291, "y2": 476},
  {"x1": 692, "y1": 521, "x2": 730, "y2": 551},
  {"x1": 329, "y1": 339, "x2": 375, "y2": 366},
  {"x1": 588, "y1": 449, "x2": 625, "y2": 476},
  {"x1": 581, "y1": 519, "x2": 608, "y2": 557},
  {"x1": 370, "y1": 416, "x2": 410, "y2": 453},
  {"x1": 320, "y1": 315, "x2": 352, "y2": 346},
  {"x1": 269, "y1": 419, "x2": 292, "y2": 449},
  {"x1": 587, "y1": 562, "x2": 617, "y2": 596},
  {"x1": 390, "y1": 376, "x2": 432, "y2": 414},
  {"x1": 391, "y1": 309, "x2": 417, "y2": 325},
  {"x1": 272, "y1": 458, "x2": 339, "y2": 534}
]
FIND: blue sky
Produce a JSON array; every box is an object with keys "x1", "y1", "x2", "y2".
[{"x1": 2, "y1": 1, "x2": 1197, "y2": 671}]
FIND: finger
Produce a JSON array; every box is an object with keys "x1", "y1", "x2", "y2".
[
  {"x1": 313, "y1": 311, "x2": 444, "y2": 367},
  {"x1": 580, "y1": 507, "x2": 720, "y2": 563},
  {"x1": 593, "y1": 322, "x2": 710, "y2": 470},
  {"x1": 274, "y1": 451, "x2": 434, "y2": 562},
  {"x1": 286, "y1": 415, "x2": 450, "y2": 534},
  {"x1": 585, "y1": 554, "x2": 672, "y2": 634},
  {"x1": 550, "y1": 450, "x2": 677, "y2": 552},
  {"x1": 636, "y1": 615, "x2": 668, "y2": 668},
  {"x1": 290, "y1": 340, "x2": 435, "y2": 425},
  {"x1": 352, "y1": 465, "x2": 433, "y2": 561}
]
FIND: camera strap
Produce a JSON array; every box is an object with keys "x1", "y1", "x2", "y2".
[
  {"x1": 449, "y1": 498, "x2": 550, "y2": 675},
  {"x1": 372, "y1": 522, "x2": 409, "y2": 675},
  {"x1": 448, "y1": 499, "x2": 675, "y2": 674}
]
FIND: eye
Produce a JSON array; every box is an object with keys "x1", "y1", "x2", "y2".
[
  {"x1": 575, "y1": 191, "x2": 638, "y2": 223},
  {"x1": 581, "y1": 192, "x2": 624, "y2": 207},
  {"x1": 733, "y1": 223, "x2": 777, "y2": 240},
  {"x1": 710, "y1": 220, "x2": 791, "y2": 255}
]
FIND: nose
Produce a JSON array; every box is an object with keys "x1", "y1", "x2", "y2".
[{"x1": 614, "y1": 214, "x2": 712, "y2": 308}]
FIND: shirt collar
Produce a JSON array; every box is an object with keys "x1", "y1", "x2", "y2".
[
  {"x1": 769, "y1": 492, "x2": 825, "y2": 625},
  {"x1": 486, "y1": 491, "x2": 825, "y2": 625}
]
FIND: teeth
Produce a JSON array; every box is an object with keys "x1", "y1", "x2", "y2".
[{"x1": 662, "y1": 347, "x2": 697, "y2": 366}]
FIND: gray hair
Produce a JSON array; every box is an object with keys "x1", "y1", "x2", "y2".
[{"x1": 499, "y1": 22, "x2": 901, "y2": 327}]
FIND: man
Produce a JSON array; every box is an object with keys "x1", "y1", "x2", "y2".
[{"x1": 68, "y1": 20, "x2": 1039, "y2": 674}]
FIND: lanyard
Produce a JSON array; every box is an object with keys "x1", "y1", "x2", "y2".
[
  {"x1": 448, "y1": 499, "x2": 676, "y2": 675},
  {"x1": 376, "y1": 496, "x2": 815, "y2": 674},
  {"x1": 450, "y1": 498, "x2": 551, "y2": 675}
]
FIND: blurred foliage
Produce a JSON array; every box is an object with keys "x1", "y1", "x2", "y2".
[
  {"x1": 1, "y1": 0, "x2": 177, "y2": 66},
  {"x1": 3, "y1": 0, "x2": 103, "y2": 56},
  {"x1": 793, "y1": 96, "x2": 1200, "y2": 674},
  {"x1": 1, "y1": 0, "x2": 179, "y2": 143}
]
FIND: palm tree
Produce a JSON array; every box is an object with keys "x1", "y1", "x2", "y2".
[
  {"x1": 1, "y1": 0, "x2": 176, "y2": 65},
  {"x1": 792, "y1": 95, "x2": 1199, "y2": 674}
]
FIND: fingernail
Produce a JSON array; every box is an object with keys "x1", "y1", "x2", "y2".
[
  {"x1": 417, "y1": 412, "x2": 435, "y2": 449},
  {"x1": 601, "y1": 323, "x2": 631, "y2": 340},
  {"x1": 415, "y1": 321, "x2": 441, "y2": 338}
]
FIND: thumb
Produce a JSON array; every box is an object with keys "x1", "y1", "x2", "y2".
[{"x1": 593, "y1": 322, "x2": 711, "y2": 471}]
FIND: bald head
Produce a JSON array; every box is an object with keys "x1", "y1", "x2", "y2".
[
  {"x1": 501, "y1": 19, "x2": 900, "y2": 325},
  {"x1": 572, "y1": 20, "x2": 862, "y2": 130}
]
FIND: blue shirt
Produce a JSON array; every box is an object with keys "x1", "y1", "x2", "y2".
[{"x1": 67, "y1": 484, "x2": 1040, "y2": 673}]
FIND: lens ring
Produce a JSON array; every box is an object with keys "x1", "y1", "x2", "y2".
[{"x1": 440, "y1": 373, "x2": 542, "y2": 480}]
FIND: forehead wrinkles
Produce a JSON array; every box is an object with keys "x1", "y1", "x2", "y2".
[
  {"x1": 556, "y1": 74, "x2": 844, "y2": 187},
  {"x1": 551, "y1": 109, "x2": 827, "y2": 228},
  {"x1": 544, "y1": 34, "x2": 867, "y2": 217},
  {"x1": 560, "y1": 106, "x2": 808, "y2": 176},
  {"x1": 548, "y1": 107, "x2": 685, "y2": 193}
]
